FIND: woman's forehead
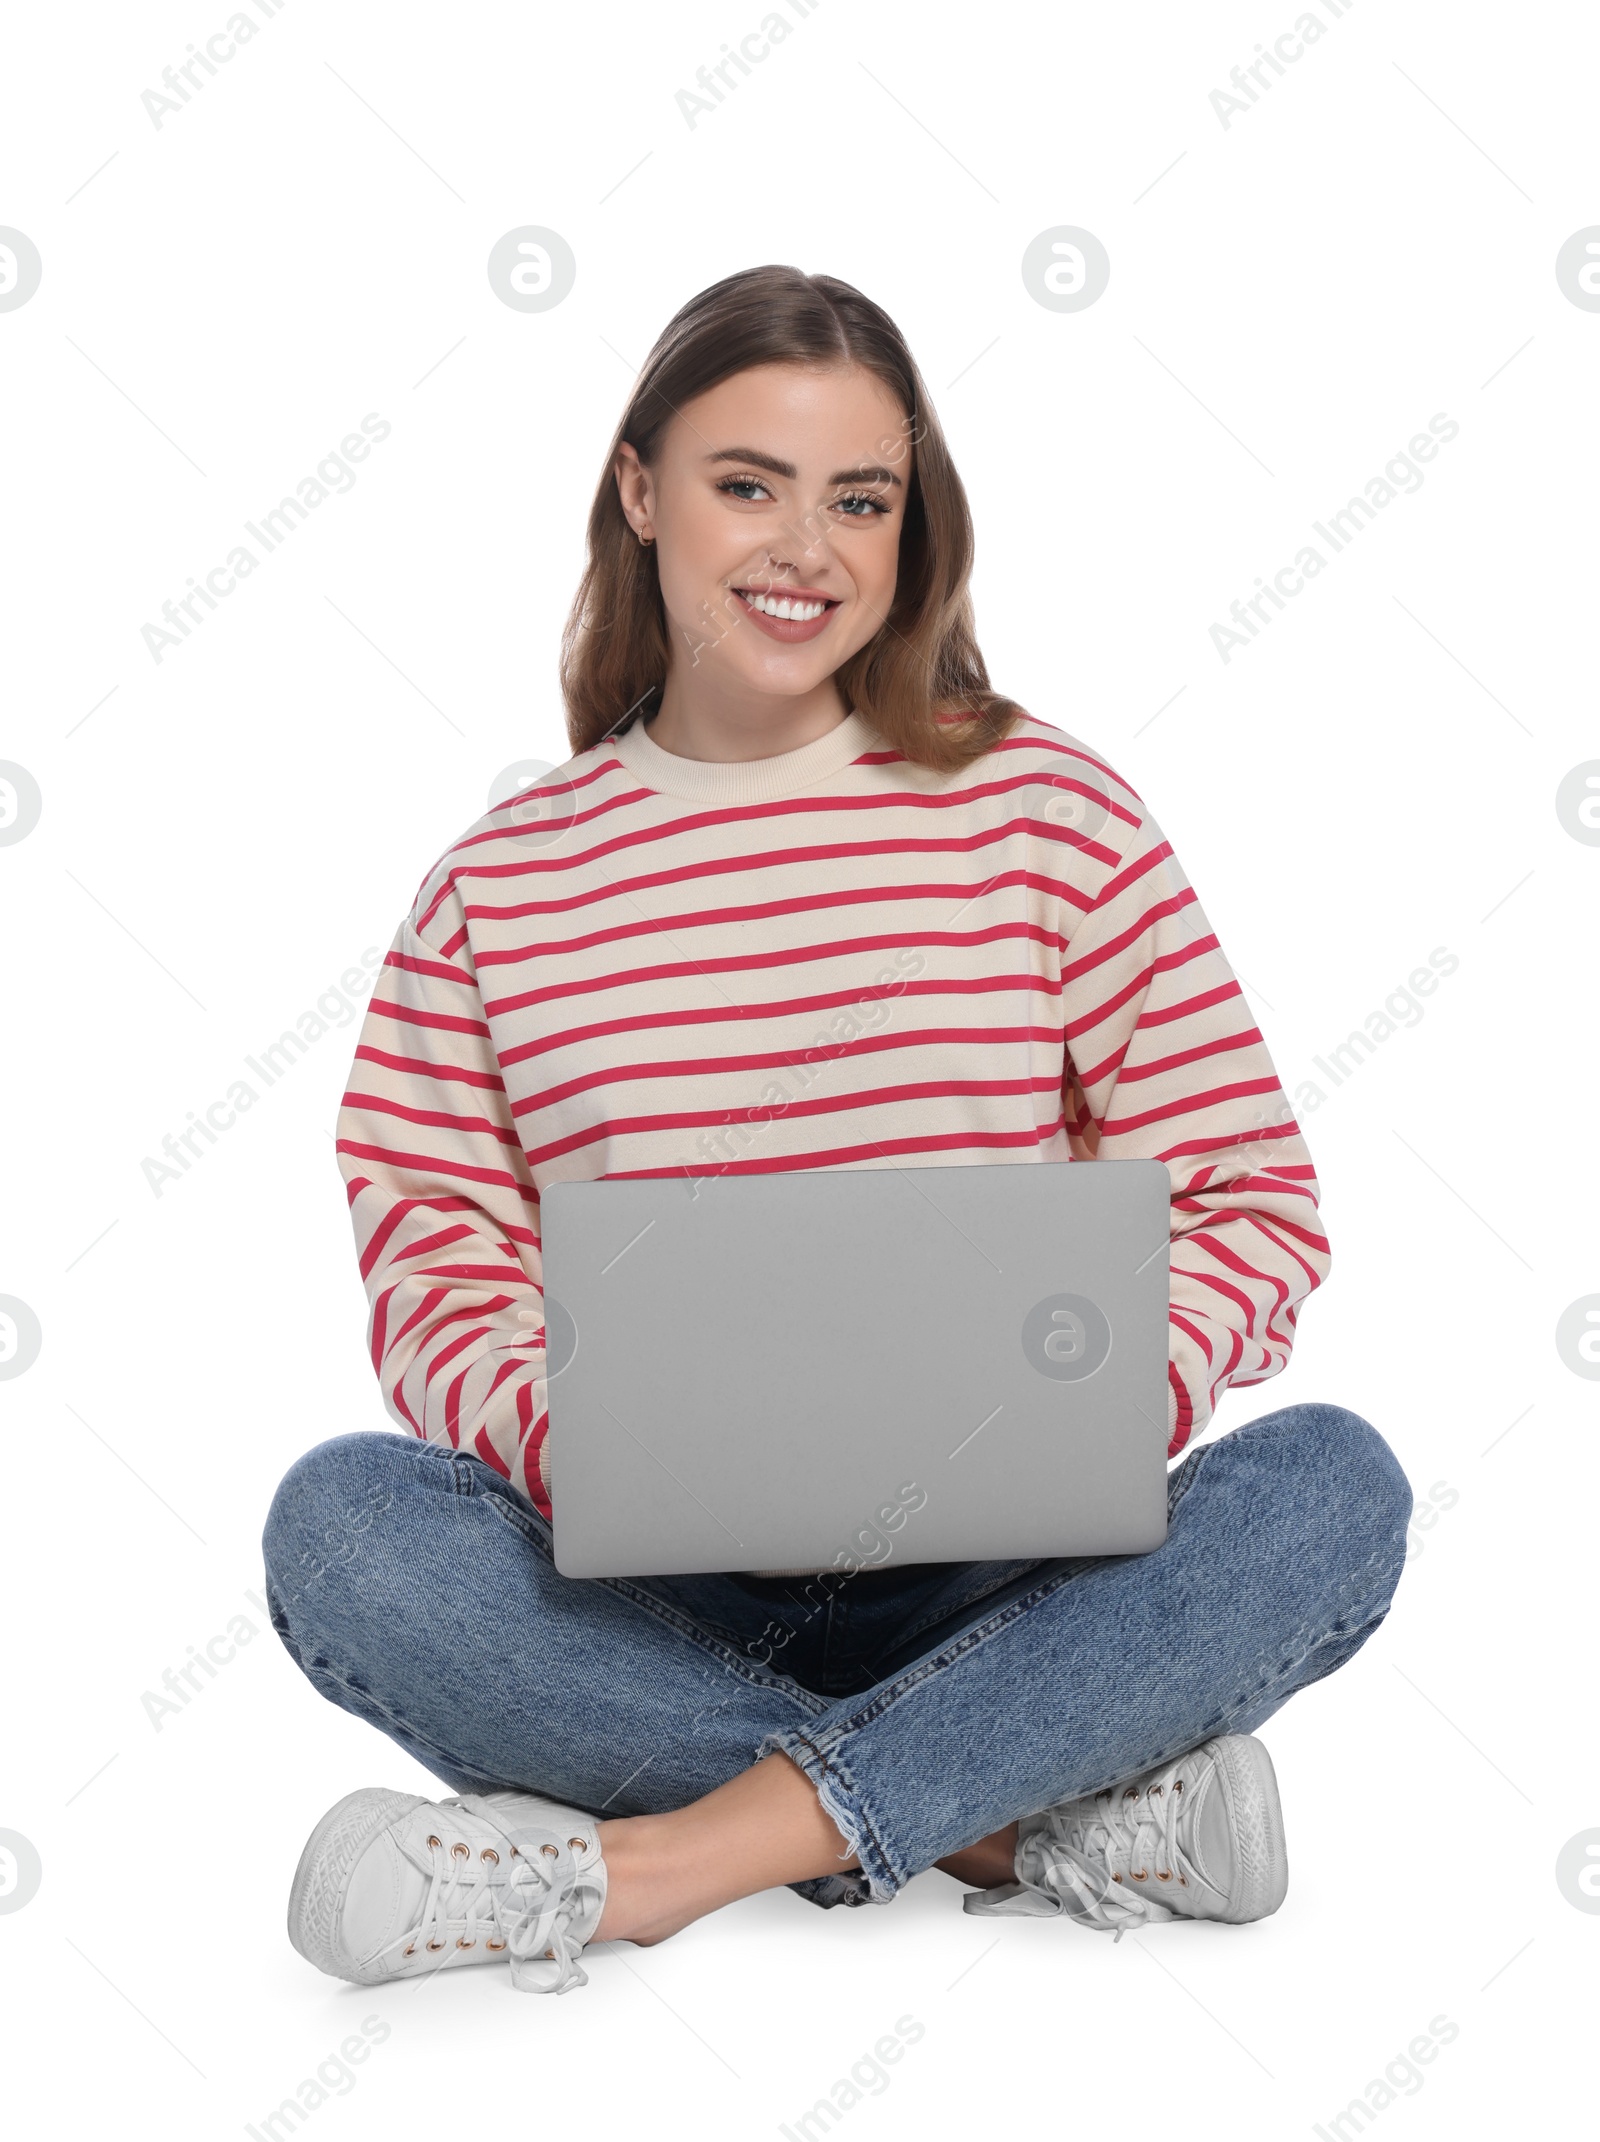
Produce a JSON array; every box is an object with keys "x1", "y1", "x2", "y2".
[{"x1": 671, "y1": 363, "x2": 912, "y2": 460}]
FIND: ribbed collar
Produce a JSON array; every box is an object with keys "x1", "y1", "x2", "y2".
[{"x1": 609, "y1": 709, "x2": 879, "y2": 804}]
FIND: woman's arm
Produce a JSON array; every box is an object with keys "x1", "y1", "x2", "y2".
[
  {"x1": 335, "y1": 895, "x2": 551, "y2": 1511},
  {"x1": 1059, "y1": 791, "x2": 1330, "y2": 1457}
]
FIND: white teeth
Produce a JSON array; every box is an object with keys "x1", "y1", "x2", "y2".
[{"x1": 742, "y1": 591, "x2": 828, "y2": 621}]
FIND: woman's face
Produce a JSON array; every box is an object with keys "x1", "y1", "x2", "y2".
[{"x1": 616, "y1": 361, "x2": 912, "y2": 707}]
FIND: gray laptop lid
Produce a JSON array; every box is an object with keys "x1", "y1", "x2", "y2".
[{"x1": 541, "y1": 1159, "x2": 1171, "y2": 1578}]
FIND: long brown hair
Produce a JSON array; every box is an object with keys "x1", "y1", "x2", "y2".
[{"x1": 558, "y1": 265, "x2": 1025, "y2": 777}]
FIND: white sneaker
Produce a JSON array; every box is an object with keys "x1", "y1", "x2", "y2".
[
  {"x1": 288, "y1": 1786, "x2": 608, "y2": 1993},
  {"x1": 963, "y1": 1733, "x2": 1288, "y2": 1937}
]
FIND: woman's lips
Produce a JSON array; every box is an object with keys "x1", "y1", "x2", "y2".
[{"x1": 729, "y1": 588, "x2": 841, "y2": 643}]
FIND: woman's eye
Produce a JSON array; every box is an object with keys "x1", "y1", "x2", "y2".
[
  {"x1": 717, "y1": 476, "x2": 769, "y2": 502},
  {"x1": 835, "y1": 493, "x2": 889, "y2": 518}
]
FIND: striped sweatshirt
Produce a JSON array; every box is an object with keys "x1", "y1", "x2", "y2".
[{"x1": 335, "y1": 708, "x2": 1330, "y2": 1533}]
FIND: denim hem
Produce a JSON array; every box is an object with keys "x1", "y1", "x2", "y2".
[
  {"x1": 757, "y1": 1727, "x2": 901, "y2": 1904},
  {"x1": 787, "y1": 1870, "x2": 876, "y2": 1910}
]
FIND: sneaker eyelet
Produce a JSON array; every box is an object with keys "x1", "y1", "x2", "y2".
[
  {"x1": 403, "y1": 1944, "x2": 416, "y2": 1956},
  {"x1": 426, "y1": 1938, "x2": 446, "y2": 1951},
  {"x1": 427, "y1": 1835, "x2": 442, "y2": 1849},
  {"x1": 1123, "y1": 1788, "x2": 1139, "y2": 1801},
  {"x1": 452, "y1": 1843, "x2": 471, "y2": 1859},
  {"x1": 1112, "y1": 1873, "x2": 1124, "y2": 1883},
  {"x1": 1156, "y1": 1870, "x2": 1172, "y2": 1882},
  {"x1": 486, "y1": 1938, "x2": 506, "y2": 1951},
  {"x1": 456, "y1": 1936, "x2": 475, "y2": 1949},
  {"x1": 1131, "y1": 1868, "x2": 1148, "y2": 1881},
  {"x1": 567, "y1": 1836, "x2": 585, "y2": 1850},
  {"x1": 540, "y1": 1843, "x2": 560, "y2": 1859},
  {"x1": 481, "y1": 1847, "x2": 499, "y2": 1863}
]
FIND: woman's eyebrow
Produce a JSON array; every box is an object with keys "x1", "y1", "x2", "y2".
[{"x1": 705, "y1": 446, "x2": 903, "y2": 489}]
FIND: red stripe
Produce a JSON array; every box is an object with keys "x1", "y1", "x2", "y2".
[
  {"x1": 1167, "y1": 1360, "x2": 1191, "y2": 1456},
  {"x1": 467, "y1": 862, "x2": 1089, "y2": 954},
  {"x1": 497, "y1": 974, "x2": 1066, "y2": 1066},
  {"x1": 364, "y1": 997, "x2": 492, "y2": 1042},
  {"x1": 337, "y1": 1137, "x2": 537, "y2": 1206},
  {"x1": 1100, "y1": 1074, "x2": 1285, "y2": 1139},
  {"x1": 427, "y1": 764, "x2": 1139, "y2": 903},
  {"x1": 589, "y1": 1123, "x2": 1064, "y2": 1177},
  {"x1": 1084, "y1": 1025, "x2": 1265, "y2": 1092},
  {"x1": 344, "y1": 1089, "x2": 527, "y2": 1150},
  {"x1": 353, "y1": 1043, "x2": 506, "y2": 1092},
  {"x1": 522, "y1": 1078, "x2": 1065, "y2": 1169},
  {"x1": 509, "y1": 1024, "x2": 1067, "y2": 1115},
  {"x1": 388, "y1": 946, "x2": 476, "y2": 987},
  {"x1": 474, "y1": 1424, "x2": 513, "y2": 1480},
  {"x1": 484, "y1": 921, "x2": 1069, "y2": 1017}
]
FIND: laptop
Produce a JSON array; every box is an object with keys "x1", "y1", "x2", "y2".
[{"x1": 540, "y1": 1159, "x2": 1171, "y2": 1579}]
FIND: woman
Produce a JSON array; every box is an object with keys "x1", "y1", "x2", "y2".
[{"x1": 264, "y1": 264, "x2": 1412, "y2": 1996}]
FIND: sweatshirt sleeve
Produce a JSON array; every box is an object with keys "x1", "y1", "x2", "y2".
[
  {"x1": 335, "y1": 897, "x2": 552, "y2": 1514},
  {"x1": 1059, "y1": 795, "x2": 1330, "y2": 1457}
]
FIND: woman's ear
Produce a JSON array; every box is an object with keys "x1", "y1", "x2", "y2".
[{"x1": 614, "y1": 440, "x2": 652, "y2": 543}]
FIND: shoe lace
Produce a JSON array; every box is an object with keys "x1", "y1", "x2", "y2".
[
  {"x1": 397, "y1": 1796, "x2": 598, "y2": 1993},
  {"x1": 1016, "y1": 1760, "x2": 1201, "y2": 1940}
]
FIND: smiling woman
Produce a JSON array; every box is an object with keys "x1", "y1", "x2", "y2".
[
  {"x1": 266, "y1": 260, "x2": 1413, "y2": 2008},
  {"x1": 560, "y1": 264, "x2": 1024, "y2": 774}
]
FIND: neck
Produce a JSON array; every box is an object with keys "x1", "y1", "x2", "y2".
[{"x1": 645, "y1": 672, "x2": 850, "y2": 764}]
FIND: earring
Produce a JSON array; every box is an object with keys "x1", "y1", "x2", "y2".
[{"x1": 638, "y1": 528, "x2": 654, "y2": 547}]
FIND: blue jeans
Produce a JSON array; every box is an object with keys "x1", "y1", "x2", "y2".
[{"x1": 261, "y1": 1401, "x2": 1411, "y2": 1908}]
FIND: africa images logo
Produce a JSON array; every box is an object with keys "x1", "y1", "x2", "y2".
[{"x1": 1021, "y1": 1293, "x2": 1112, "y2": 1381}]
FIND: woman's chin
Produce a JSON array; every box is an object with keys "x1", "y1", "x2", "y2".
[{"x1": 712, "y1": 659, "x2": 845, "y2": 703}]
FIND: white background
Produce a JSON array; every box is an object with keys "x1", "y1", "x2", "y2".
[{"x1": 1, "y1": 0, "x2": 1594, "y2": 2133}]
